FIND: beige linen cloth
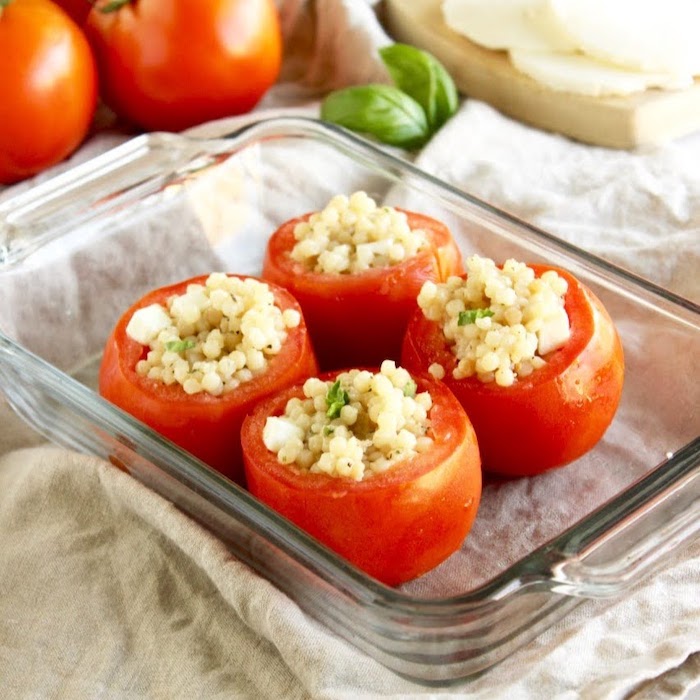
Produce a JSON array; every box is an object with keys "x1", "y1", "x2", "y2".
[{"x1": 1, "y1": 1, "x2": 699, "y2": 698}]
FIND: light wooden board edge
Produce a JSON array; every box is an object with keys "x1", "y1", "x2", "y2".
[{"x1": 383, "y1": 0, "x2": 700, "y2": 149}]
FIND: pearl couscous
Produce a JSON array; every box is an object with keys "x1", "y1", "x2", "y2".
[
  {"x1": 418, "y1": 255, "x2": 571, "y2": 387},
  {"x1": 126, "y1": 273, "x2": 300, "y2": 396},
  {"x1": 262, "y1": 361, "x2": 433, "y2": 481},
  {"x1": 290, "y1": 191, "x2": 428, "y2": 273}
]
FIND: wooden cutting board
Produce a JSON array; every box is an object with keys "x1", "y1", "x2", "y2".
[{"x1": 383, "y1": 0, "x2": 700, "y2": 148}]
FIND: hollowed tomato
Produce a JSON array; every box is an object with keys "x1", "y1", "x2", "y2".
[
  {"x1": 98, "y1": 275, "x2": 319, "y2": 485},
  {"x1": 262, "y1": 210, "x2": 464, "y2": 371},
  {"x1": 401, "y1": 265, "x2": 625, "y2": 477},
  {"x1": 241, "y1": 371, "x2": 482, "y2": 586}
]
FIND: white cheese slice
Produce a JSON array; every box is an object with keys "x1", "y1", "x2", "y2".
[
  {"x1": 126, "y1": 304, "x2": 172, "y2": 345},
  {"x1": 537, "y1": 307, "x2": 570, "y2": 356},
  {"x1": 544, "y1": 0, "x2": 700, "y2": 75},
  {"x1": 442, "y1": 0, "x2": 575, "y2": 52},
  {"x1": 263, "y1": 417, "x2": 305, "y2": 453},
  {"x1": 510, "y1": 50, "x2": 693, "y2": 97}
]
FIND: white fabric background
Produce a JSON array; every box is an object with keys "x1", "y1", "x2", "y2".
[{"x1": 1, "y1": 1, "x2": 698, "y2": 698}]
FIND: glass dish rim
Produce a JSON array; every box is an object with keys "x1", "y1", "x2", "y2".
[{"x1": 0, "y1": 115, "x2": 698, "y2": 618}]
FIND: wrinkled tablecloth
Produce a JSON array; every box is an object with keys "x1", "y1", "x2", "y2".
[{"x1": 1, "y1": 1, "x2": 699, "y2": 698}]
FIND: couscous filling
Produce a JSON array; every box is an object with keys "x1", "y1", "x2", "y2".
[
  {"x1": 126, "y1": 273, "x2": 300, "y2": 396},
  {"x1": 290, "y1": 191, "x2": 428, "y2": 273},
  {"x1": 418, "y1": 256, "x2": 571, "y2": 387},
  {"x1": 263, "y1": 361, "x2": 433, "y2": 481}
]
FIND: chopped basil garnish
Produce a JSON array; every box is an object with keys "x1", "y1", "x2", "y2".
[
  {"x1": 164, "y1": 339, "x2": 196, "y2": 353},
  {"x1": 402, "y1": 379, "x2": 417, "y2": 398},
  {"x1": 458, "y1": 308, "x2": 495, "y2": 326},
  {"x1": 325, "y1": 380, "x2": 350, "y2": 420}
]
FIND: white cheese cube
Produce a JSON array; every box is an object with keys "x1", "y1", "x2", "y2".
[
  {"x1": 263, "y1": 417, "x2": 306, "y2": 453},
  {"x1": 126, "y1": 304, "x2": 172, "y2": 345},
  {"x1": 537, "y1": 307, "x2": 570, "y2": 356}
]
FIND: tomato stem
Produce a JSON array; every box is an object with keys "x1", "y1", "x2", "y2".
[{"x1": 99, "y1": 0, "x2": 130, "y2": 12}]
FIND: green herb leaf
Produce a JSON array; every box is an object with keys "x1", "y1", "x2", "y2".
[
  {"x1": 164, "y1": 339, "x2": 196, "y2": 353},
  {"x1": 458, "y1": 308, "x2": 495, "y2": 326},
  {"x1": 99, "y1": 0, "x2": 131, "y2": 12},
  {"x1": 323, "y1": 425, "x2": 335, "y2": 436},
  {"x1": 321, "y1": 84, "x2": 430, "y2": 149},
  {"x1": 402, "y1": 379, "x2": 417, "y2": 398},
  {"x1": 325, "y1": 380, "x2": 350, "y2": 420},
  {"x1": 379, "y1": 44, "x2": 458, "y2": 131}
]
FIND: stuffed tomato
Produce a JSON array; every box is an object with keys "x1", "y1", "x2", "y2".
[
  {"x1": 401, "y1": 256, "x2": 625, "y2": 477},
  {"x1": 241, "y1": 361, "x2": 482, "y2": 586},
  {"x1": 99, "y1": 273, "x2": 318, "y2": 484},
  {"x1": 262, "y1": 191, "x2": 463, "y2": 370}
]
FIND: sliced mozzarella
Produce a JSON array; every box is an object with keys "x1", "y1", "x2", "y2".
[
  {"x1": 537, "y1": 307, "x2": 570, "y2": 356},
  {"x1": 126, "y1": 304, "x2": 172, "y2": 345},
  {"x1": 263, "y1": 417, "x2": 305, "y2": 453},
  {"x1": 510, "y1": 50, "x2": 693, "y2": 96},
  {"x1": 442, "y1": 0, "x2": 575, "y2": 52},
  {"x1": 544, "y1": 0, "x2": 700, "y2": 75}
]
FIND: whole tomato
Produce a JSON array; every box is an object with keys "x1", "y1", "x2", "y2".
[
  {"x1": 0, "y1": 0, "x2": 97, "y2": 184},
  {"x1": 85, "y1": 0, "x2": 283, "y2": 132}
]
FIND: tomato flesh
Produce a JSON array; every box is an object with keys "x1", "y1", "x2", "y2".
[
  {"x1": 241, "y1": 371, "x2": 482, "y2": 586},
  {"x1": 401, "y1": 265, "x2": 625, "y2": 476},
  {"x1": 262, "y1": 210, "x2": 464, "y2": 371},
  {"x1": 98, "y1": 275, "x2": 319, "y2": 484}
]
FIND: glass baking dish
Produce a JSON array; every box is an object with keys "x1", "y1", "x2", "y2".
[{"x1": 0, "y1": 117, "x2": 698, "y2": 684}]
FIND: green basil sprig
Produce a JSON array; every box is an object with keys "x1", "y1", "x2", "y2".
[
  {"x1": 325, "y1": 380, "x2": 350, "y2": 420},
  {"x1": 164, "y1": 339, "x2": 196, "y2": 353},
  {"x1": 321, "y1": 43, "x2": 458, "y2": 149},
  {"x1": 458, "y1": 308, "x2": 495, "y2": 326}
]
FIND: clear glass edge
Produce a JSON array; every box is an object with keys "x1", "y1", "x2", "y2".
[{"x1": 0, "y1": 116, "x2": 697, "y2": 619}]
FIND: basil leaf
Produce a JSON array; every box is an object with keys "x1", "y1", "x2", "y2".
[
  {"x1": 321, "y1": 84, "x2": 430, "y2": 148},
  {"x1": 164, "y1": 339, "x2": 196, "y2": 353},
  {"x1": 379, "y1": 44, "x2": 458, "y2": 130},
  {"x1": 458, "y1": 308, "x2": 495, "y2": 326},
  {"x1": 431, "y1": 58, "x2": 459, "y2": 129},
  {"x1": 325, "y1": 380, "x2": 350, "y2": 420}
]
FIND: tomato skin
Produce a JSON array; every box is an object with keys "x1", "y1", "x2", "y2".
[
  {"x1": 401, "y1": 265, "x2": 625, "y2": 477},
  {"x1": 98, "y1": 275, "x2": 319, "y2": 485},
  {"x1": 262, "y1": 210, "x2": 464, "y2": 371},
  {"x1": 85, "y1": 0, "x2": 282, "y2": 132},
  {"x1": 241, "y1": 371, "x2": 482, "y2": 586},
  {"x1": 0, "y1": 0, "x2": 97, "y2": 184}
]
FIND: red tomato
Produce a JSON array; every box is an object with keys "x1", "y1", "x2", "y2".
[
  {"x1": 98, "y1": 275, "x2": 319, "y2": 485},
  {"x1": 241, "y1": 371, "x2": 482, "y2": 586},
  {"x1": 401, "y1": 265, "x2": 625, "y2": 477},
  {"x1": 262, "y1": 210, "x2": 464, "y2": 371},
  {"x1": 0, "y1": 0, "x2": 97, "y2": 184},
  {"x1": 85, "y1": 0, "x2": 282, "y2": 132}
]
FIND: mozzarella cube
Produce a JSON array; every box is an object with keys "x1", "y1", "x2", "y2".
[{"x1": 126, "y1": 304, "x2": 172, "y2": 345}]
